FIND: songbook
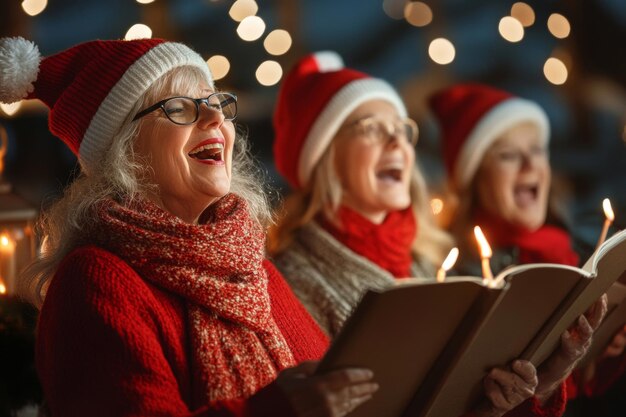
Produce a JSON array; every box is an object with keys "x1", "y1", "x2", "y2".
[
  {"x1": 578, "y1": 280, "x2": 626, "y2": 368},
  {"x1": 316, "y1": 229, "x2": 626, "y2": 417}
]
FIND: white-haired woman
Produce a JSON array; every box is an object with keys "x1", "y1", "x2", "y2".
[{"x1": 1, "y1": 37, "x2": 378, "y2": 417}]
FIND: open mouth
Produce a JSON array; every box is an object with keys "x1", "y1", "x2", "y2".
[
  {"x1": 514, "y1": 183, "x2": 539, "y2": 206},
  {"x1": 376, "y1": 166, "x2": 403, "y2": 183},
  {"x1": 188, "y1": 143, "x2": 224, "y2": 163}
]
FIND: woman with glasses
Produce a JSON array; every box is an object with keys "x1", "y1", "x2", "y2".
[
  {"x1": 428, "y1": 83, "x2": 614, "y2": 415},
  {"x1": 268, "y1": 52, "x2": 550, "y2": 417},
  {"x1": 269, "y1": 51, "x2": 452, "y2": 337},
  {"x1": 2, "y1": 38, "x2": 379, "y2": 417}
]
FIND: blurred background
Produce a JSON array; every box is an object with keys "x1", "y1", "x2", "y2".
[
  {"x1": 0, "y1": 1, "x2": 624, "y2": 414},
  {"x1": 2, "y1": 0, "x2": 625, "y2": 257},
  {"x1": 1, "y1": 0, "x2": 625, "y2": 253}
]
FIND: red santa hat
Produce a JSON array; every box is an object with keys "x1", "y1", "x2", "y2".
[
  {"x1": 273, "y1": 51, "x2": 407, "y2": 190},
  {"x1": 428, "y1": 83, "x2": 550, "y2": 192},
  {"x1": 0, "y1": 36, "x2": 212, "y2": 174}
]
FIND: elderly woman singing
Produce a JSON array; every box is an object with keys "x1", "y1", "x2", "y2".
[{"x1": 0, "y1": 37, "x2": 378, "y2": 417}]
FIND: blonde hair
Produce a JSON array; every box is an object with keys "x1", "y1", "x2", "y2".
[
  {"x1": 268, "y1": 141, "x2": 454, "y2": 267},
  {"x1": 20, "y1": 66, "x2": 272, "y2": 307}
]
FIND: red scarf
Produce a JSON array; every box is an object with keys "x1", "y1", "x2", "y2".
[
  {"x1": 475, "y1": 210, "x2": 579, "y2": 266},
  {"x1": 321, "y1": 206, "x2": 417, "y2": 278},
  {"x1": 89, "y1": 194, "x2": 294, "y2": 404}
]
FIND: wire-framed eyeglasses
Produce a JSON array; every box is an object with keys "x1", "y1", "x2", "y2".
[
  {"x1": 133, "y1": 92, "x2": 238, "y2": 125},
  {"x1": 342, "y1": 116, "x2": 419, "y2": 146}
]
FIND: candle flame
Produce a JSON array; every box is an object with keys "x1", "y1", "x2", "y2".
[
  {"x1": 0, "y1": 281, "x2": 5, "y2": 295},
  {"x1": 441, "y1": 247, "x2": 459, "y2": 271},
  {"x1": 0, "y1": 235, "x2": 9, "y2": 247},
  {"x1": 474, "y1": 226, "x2": 492, "y2": 258},
  {"x1": 603, "y1": 198, "x2": 614, "y2": 222}
]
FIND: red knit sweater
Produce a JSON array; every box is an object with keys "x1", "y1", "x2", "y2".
[{"x1": 36, "y1": 245, "x2": 329, "y2": 417}]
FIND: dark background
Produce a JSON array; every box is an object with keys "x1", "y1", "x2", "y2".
[
  {"x1": 1, "y1": 0, "x2": 625, "y2": 255},
  {"x1": 0, "y1": 1, "x2": 625, "y2": 415}
]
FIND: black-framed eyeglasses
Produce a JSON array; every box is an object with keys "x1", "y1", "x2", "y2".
[
  {"x1": 133, "y1": 92, "x2": 238, "y2": 125},
  {"x1": 341, "y1": 116, "x2": 419, "y2": 146}
]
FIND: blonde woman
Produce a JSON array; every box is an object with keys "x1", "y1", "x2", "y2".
[
  {"x1": 267, "y1": 52, "x2": 578, "y2": 417},
  {"x1": 429, "y1": 82, "x2": 611, "y2": 416},
  {"x1": 269, "y1": 52, "x2": 452, "y2": 338}
]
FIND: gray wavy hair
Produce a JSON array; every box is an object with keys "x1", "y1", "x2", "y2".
[{"x1": 20, "y1": 66, "x2": 272, "y2": 307}]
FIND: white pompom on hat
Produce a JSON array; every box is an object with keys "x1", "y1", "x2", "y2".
[
  {"x1": 0, "y1": 36, "x2": 213, "y2": 174},
  {"x1": 0, "y1": 37, "x2": 41, "y2": 103}
]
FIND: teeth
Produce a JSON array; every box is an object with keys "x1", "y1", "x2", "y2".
[
  {"x1": 189, "y1": 143, "x2": 224, "y2": 156},
  {"x1": 190, "y1": 143, "x2": 223, "y2": 156}
]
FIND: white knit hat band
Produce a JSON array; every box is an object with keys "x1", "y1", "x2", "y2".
[
  {"x1": 79, "y1": 42, "x2": 212, "y2": 174},
  {"x1": 298, "y1": 78, "x2": 407, "y2": 187},
  {"x1": 454, "y1": 98, "x2": 550, "y2": 190}
]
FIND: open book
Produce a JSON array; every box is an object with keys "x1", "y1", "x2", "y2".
[
  {"x1": 316, "y1": 229, "x2": 626, "y2": 417},
  {"x1": 578, "y1": 280, "x2": 626, "y2": 368}
]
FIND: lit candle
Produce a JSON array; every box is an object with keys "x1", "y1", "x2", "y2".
[
  {"x1": 437, "y1": 247, "x2": 459, "y2": 282},
  {"x1": 0, "y1": 233, "x2": 16, "y2": 294},
  {"x1": 0, "y1": 278, "x2": 6, "y2": 295},
  {"x1": 474, "y1": 226, "x2": 494, "y2": 282},
  {"x1": 596, "y1": 198, "x2": 614, "y2": 249}
]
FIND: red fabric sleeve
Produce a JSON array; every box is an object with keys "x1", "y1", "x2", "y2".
[
  {"x1": 504, "y1": 382, "x2": 567, "y2": 417},
  {"x1": 576, "y1": 353, "x2": 626, "y2": 397},
  {"x1": 36, "y1": 247, "x2": 298, "y2": 417},
  {"x1": 457, "y1": 382, "x2": 566, "y2": 417},
  {"x1": 263, "y1": 259, "x2": 330, "y2": 363}
]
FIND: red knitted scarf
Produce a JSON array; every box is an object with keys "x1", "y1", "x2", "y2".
[
  {"x1": 89, "y1": 193, "x2": 295, "y2": 404},
  {"x1": 321, "y1": 206, "x2": 417, "y2": 278},
  {"x1": 475, "y1": 210, "x2": 579, "y2": 266}
]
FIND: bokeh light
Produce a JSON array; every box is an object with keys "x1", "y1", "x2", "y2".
[
  {"x1": 510, "y1": 2, "x2": 535, "y2": 27},
  {"x1": 404, "y1": 2, "x2": 433, "y2": 27},
  {"x1": 382, "y1": 0, "x2": 405, "y2": 20},
  {"x1": 499, "y1": 16, "x2": 524, "y2": 42},
  {"x1": 428, "y1": 38, "x2": 456, "y2": 65},
  {"x1": 547, "y1": 13, "x2": 571, "y2": 39},
  {"x1": 237, "y1": 16, "x2": 266, "y2": 41},
  {"x1": 430, "y1": 198, "x2": 444, "y2": 216},
  {"x1": 207, "y1": 55, "x2": 231, "y2": 80},
  {"x1": 229, "y1": 0, "x2": 258, "y2": 22},
  {"x1": 0, "y1": 102, "x2": 23, "y2": 117},
  {"x1": 264, "y1": 29, "x2": 292, "y2": 56},
  {"x1": 544, "y1": 57, "x2": 568, "y2": 85},
  {"x1": 125, "y1": 24, "x2": 153, "y2": 40},
  {"x1": 21, "y1": 0, "x2": 48, "y2": 16},
  {"x1": 256, "y1": 60, "x2": 283, "y2": 86}
]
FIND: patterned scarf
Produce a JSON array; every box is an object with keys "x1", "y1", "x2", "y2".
[
  {"x1": 88, "y1": 193, "x2": 294, "y2": 405},
  {"x1": 320, "y1": 206, "x2": 417, "y2": 278}
]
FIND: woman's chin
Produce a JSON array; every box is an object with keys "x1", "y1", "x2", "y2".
[
  {"x1": 513, "y1": 215, "x2": 546, "y2": 232},
  {"x1": 203, "y1": 184, "x2": 232, "y2": 203}
]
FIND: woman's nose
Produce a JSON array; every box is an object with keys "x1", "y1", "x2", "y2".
[{"x1": 196, "y1": 104, "x2": 225, "y2": 129}]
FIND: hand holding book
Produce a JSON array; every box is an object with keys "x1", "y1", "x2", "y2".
[
  {"x1": 473, "y1": 360, "x2": 538, "y2": 417},
  {"x1": 317, "y1": 228, "x2": 626, "y2": 417},
  {"x1": 535, "y1": 295, "x2": 607, "y2": 403},
  {"x1": 274, "y1": 361, "x2": 379, "y2": 417}
]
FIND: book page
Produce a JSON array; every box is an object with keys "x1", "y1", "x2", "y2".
[
  {"x1": 416, "y1": 265, "x2": 583, "y2": 417},
  {"x1": 579, "y1": 281, "x2": 626, "y2": 367},
  {"x1": 317, "y1": 279, "x2": 504, "y2": 417},
  {"x1": 524, "y1": 229, "x2": 626, "y2": 365}
]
